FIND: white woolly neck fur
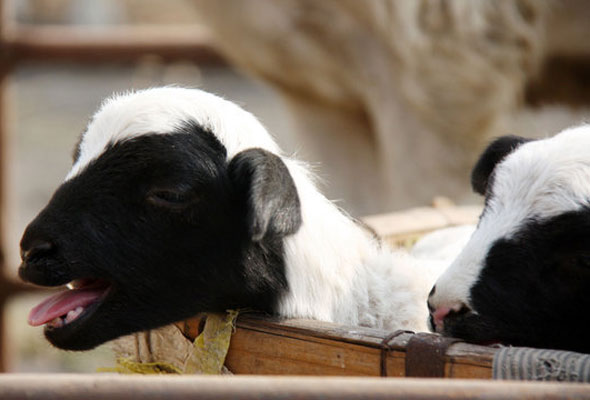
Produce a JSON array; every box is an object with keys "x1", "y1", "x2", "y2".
[{"x1": 69, "y1": 87, "x2": 446, "y2": 332}]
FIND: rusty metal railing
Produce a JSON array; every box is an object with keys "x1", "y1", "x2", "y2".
[{"x1": 1, "y1": 374, "x2": 590, "y2": 399}]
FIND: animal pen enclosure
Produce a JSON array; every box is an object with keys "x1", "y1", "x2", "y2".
[{"x1": 1, "y1": 0, "x2": 590, "y2": 398}]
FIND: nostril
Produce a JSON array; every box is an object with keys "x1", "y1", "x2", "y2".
[
  {"x1": 430, "y1": 303, "x2": 471, "y2": 333},
  {"x1": 21, "y1": 240, "x2": 54, "y2": 262},
  {"x1": 432, "y1": 306, "x2": 452, "y2": 328}
]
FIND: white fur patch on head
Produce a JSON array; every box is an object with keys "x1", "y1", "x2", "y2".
[
  {"x1": 67, "y1": 87, "x2": 280, "y2": 180},
  {"x1": 431, "y1": 124, "x2": 590, "y2": 310}
]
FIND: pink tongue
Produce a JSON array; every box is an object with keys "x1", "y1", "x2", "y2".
[{"x1": 28, "y1": 286, "x2": 107, "y2": 327}]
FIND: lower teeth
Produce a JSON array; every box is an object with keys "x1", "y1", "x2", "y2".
[
  {"x1": 48, "y1": 317, "x2": 63, "y2": 328},
  {"x1": 47, "y1": 306, "x2": 85, "y2": 328},
  {"x1": 64, "y1": 307, "x2": 84, "y2": 324}
]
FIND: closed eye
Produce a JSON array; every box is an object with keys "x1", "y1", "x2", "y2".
[{"x1": 147, "y1": 188, "x2": 197, "y2": 209}]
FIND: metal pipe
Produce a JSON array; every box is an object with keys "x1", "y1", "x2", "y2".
[
  {"x1": 0, "y1": 375, "x2": 589, "y2": 400},
  {"x1": 1, "y1": 25, "x2": 225, "y2": 65},
  {"x1": 0, "y1": 0, "x2": 10, "y2": 373}
]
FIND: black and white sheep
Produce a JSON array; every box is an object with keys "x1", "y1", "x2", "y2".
[
  {"x1": 428, "y1": 125, "x2": 590, "y2": 353},
  {"x1": 18, "y1": 87, "x2": 469, "y2": 351}
]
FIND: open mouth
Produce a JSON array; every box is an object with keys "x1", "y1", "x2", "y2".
[{"x1": 28, "y1": 278, "x2": 111, "y2": 330}]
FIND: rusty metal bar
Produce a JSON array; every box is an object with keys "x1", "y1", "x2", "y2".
[
  {"x1": 0, "y1": 0, "x2": 10, "y2": 374},
  {"x1": 0, "y1": 375, "x2": 589, "y2": 400},
  {"x1": 0, "y1": 64, "x2": 6, "y2": 375},
  {"x1": 1, "y1": 24, "x2": 225, "y2": 65}
]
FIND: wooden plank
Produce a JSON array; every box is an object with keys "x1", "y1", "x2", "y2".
[
  {"x1": 1, "y1": 374, "x2": 589, "y2": 400},
  {"x1": 362, "y1": 205, "x2": 481, "y2": 248},
  {"x1": 179, "y1": 315, "x2": 496, "y2": 378},
  {"x1": 235, "y1": 316, "x2": 390, "y2": 348},
  {"x1": 446, "y1": 362, "x2": 492, "y2": 380},
  {"x1": 226, "y1": 327, "x2": 381, "y2": 376},
  {"x1": 362, "y1": 207, "x2": 450, "y2": 238},
  {"x1": 223, "y1": 316, "x2": 385, "y2": 375}
]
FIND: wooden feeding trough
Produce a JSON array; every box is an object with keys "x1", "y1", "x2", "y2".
[
  {"x1": 173, "y1": 313, "x2": 589, "y2": 382},
  {"x1": 177, "y1": 314, "x2": 496, "y2": 379},
  {"x1": 115, "y1": 203, "x2": 590, "y2": 382}
]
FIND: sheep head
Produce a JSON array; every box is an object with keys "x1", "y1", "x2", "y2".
[
  {"x1": 18, "y1": 88, "x2": 301, "y2": 350},
  {"x1": 428, "y1": 126, "x2": 590, "y2": 352}
]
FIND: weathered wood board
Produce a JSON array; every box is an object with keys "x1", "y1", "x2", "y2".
[
  {"x1": 178, "y1": 314, "x2": 497, "y2": 378},
  {"x1": 362, "y1": 203, "x2": 481, "y2": 248}
]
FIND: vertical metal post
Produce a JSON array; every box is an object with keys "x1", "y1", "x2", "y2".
[
  {"x1": 0, "y1": 0, "x2": 9, "y2": 372},
  {"x1": 0, "y1": 74, "x2": 7, "y2": 374}
]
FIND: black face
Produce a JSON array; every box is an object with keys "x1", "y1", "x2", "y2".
[
  {"x1": 441, "y1": 210, "x2": 590, "y2": 353},
  {"x1": 18, "y1": 123, "x2": 301, "y2": 350},
  {"x1": 431, "y1": 134, "x2": 590, "y2": 352}
]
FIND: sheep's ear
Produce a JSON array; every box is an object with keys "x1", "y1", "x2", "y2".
[
  {"x1": 229, "y1": 148, "x2": 302, "y2": 242},
  {"x1": 471, "y1": 135, "x2": 531, "y2": 195}
]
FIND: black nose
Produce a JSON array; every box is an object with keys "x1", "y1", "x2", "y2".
[{"x1": 20, "y1": 239, "x2": 54, "y2": 263}]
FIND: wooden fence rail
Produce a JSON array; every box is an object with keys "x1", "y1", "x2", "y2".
[
  {"x1": 177, "y1": 315, "x2": 496, "y2": 379},
  {"x1": 1, "y1": 374, "x2": 589, "y2": 400}
]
